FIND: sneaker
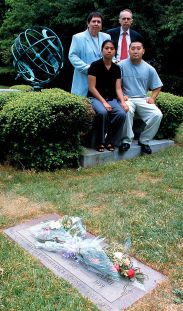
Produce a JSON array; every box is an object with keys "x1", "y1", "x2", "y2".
[
  {"x1": 119, "y1": 143, "x2": 130, "y2": 152},
  {"x1": 138, "y1": 141, "x2": 152, "y2": 154}
]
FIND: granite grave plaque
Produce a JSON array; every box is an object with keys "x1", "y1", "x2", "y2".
[{"x1": 4, "y1": 214, "x2": 166, "y2": 311}]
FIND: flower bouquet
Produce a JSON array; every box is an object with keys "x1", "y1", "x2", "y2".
[
  {"x1": 32, "y1": 216, "x2": 146, "y2": 284},
  {"x1": 106, "y1": 242, "x2": 146, "y2": 284},
  {"x1": 32, "y1": 216, "x2": 120, "y2": 279},
  {"x1": 32, "y1": 215, "x2": 86, "y2": 244}
]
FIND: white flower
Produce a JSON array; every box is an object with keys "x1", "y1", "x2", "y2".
[
  {"x1": 49, "y1": 220, "x2": 61, "y2": 229},
  {"x1": 71, "y1": 217, "x2": 80, "y2": 224},
  {"x1": 113, "y1": 252, "x2": 124, "y2": 260}
]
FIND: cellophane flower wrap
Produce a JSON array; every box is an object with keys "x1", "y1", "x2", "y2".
[
  {"x1": 31, "y1": 216, "x2": 146, "y2": 283},
  {"x1": 105, "y1": 239, "x2": 146, "y2": 284}
]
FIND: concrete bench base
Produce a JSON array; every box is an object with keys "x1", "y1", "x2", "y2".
[
  {"x1": 80, "y1": 139, "x2": 174, "y2": 168},
  {"x1": 0, "y1": 89, "x2": 19, "y2": 92}
]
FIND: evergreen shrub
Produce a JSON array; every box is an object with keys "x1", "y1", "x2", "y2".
[
  {"x1": 0, "y1": 88, "x2": 92, "y2": 170},
  {"x1": 156, "y1": 92, "x2": 183, "y2": 139},
  {"x1": 10, "y1": 84, "x2": 33, "y2": 92}
]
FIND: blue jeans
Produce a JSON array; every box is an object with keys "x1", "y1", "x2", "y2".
[{"x1": 90, "y1": 98, "x2": 126, "y2": 146}]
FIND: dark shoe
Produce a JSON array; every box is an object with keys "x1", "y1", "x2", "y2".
[
  {"x1": 96, "y1": 144, "x2": 105, "y2": 152},
  {"x1": 106, "y1": 143, "x2": 115, "y2": 152},
  {"x1": 119, "y1": 143, "x2": 130, "y2": 152},
  {"x1": 138, "y1": 141, "x2": 152, "y2": 154}
]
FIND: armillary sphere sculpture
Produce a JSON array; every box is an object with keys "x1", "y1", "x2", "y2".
[{"x1": 11, "y1": 26, "x2": 64, "y2": 90}]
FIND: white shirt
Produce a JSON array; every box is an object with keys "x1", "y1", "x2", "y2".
[{"x1": 117, "y1": 28, "x2": 131, "y2": 60}]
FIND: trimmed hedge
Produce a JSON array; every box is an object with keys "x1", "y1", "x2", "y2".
[
  {"x1": 10, "y1": 85, "x2": 33, "y2": 92},
  {"x1": 156, "y1": 92, "x2": 183, "y2": 139},
  {"x1": 0, "y1": 88, "x2": 93, "y2": 170}
]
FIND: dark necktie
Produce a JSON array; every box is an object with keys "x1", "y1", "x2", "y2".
[{"x1": 120, "y1": 32, "x2": 128, "y2": 60}]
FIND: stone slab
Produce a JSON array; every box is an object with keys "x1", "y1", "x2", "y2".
[
  {"x1": 80, "y1": 139, "x2": 174, "y2": 168},
  {"x1": 4, "y1": 214, "x2": 166, "y2": 311}
]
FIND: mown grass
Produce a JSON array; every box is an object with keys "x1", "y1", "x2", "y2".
[{"x1": 0, "y1": 143, "x2": 183, "y2": 310}]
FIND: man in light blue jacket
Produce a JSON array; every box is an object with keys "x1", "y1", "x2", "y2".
[{"x1": 69, "y1": 12, "x2": 110, "y2": 96}]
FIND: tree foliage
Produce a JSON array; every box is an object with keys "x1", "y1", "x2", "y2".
[{"x1": 0, "y1": 0, "x2": 182, "y2": 90}]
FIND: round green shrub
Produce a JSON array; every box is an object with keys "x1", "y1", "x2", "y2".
[
  {"x1": 156, "y1": 92, "x2": 183, "y2": 138},
  {"x1": 0, "y1": 88, "x2": 89, "y2": 170},
  {"x1": 0, "y1": 91, "x2": 22, "y2": 110},
  {"x1": 10, "y1": 84, "x2": 33, "y2": 92}
]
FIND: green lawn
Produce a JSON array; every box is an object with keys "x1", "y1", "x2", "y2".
[{"x1": 0, "y1": 144, "x2": 183, "y2": 310}]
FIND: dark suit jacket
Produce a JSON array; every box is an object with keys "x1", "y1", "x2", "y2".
[{"x1": 107, "y1": 27, "x2": 143, "y2": 52}]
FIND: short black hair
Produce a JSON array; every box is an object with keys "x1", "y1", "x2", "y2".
[
  {"x1": 87, "y1": 12, "x2": 103, "y2": 23},
  {"x1": 129, "y1": 41, "x2": 144, "y2": 49},
  {"x1": 101, "y1": 39, "x2": 116, "y2": 50}
]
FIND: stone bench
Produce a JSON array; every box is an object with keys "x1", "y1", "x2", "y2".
[
  {"x1": 80, "y1": 105, "x2": 174, "y2": 167},
  {"x1": 82, "y1": 116, "x2": 146, "y2": 149},
  {"x1": 80, "y1": 139, "x2": 174, "y2": 167}
]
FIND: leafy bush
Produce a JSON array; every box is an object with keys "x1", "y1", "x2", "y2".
[
  {"x1": 0, "y1": 91, "x2": 21, "y2": 109},
  {"x1": 10, "y1": 84, "x2": 33, "y2": 92},
  {"x1": 156, "y1": 92, "x2": 183, "y2": 139},
  {"x1": 0, "y1": 88, "x2": 91, "y2": 170}
]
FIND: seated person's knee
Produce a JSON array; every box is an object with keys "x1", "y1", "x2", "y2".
[
  {"x1": 154, "y1": 110, "x2": 163, "y2": 121},
  {"x1": 118, "y1": 110, "x2": 126, "y2": 120},
  {"x1": 98, "y1": 109, "x2": 108, "y2": 118}
]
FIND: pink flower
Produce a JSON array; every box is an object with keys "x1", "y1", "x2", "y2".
[
  {"x1": 124, "y1": 258, "x2": 131, "y2": 267},
  {"x1": 127, "y1": 268, "x2": 135, "y2": 279},
  {"x1": 114, "y1": 264, "x2": 121, "y2": 272},
  {"x1": 44, "y1": 227, "x2": 50, "y2": 231}
]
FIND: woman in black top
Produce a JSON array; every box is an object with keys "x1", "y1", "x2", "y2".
[{"x1": 88, "y1": 39, "x2": 128, "y2": 152}]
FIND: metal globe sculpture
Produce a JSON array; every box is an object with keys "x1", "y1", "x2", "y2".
[{"x1": 11, "y1": 26, "x2": 64, "y2": 90}]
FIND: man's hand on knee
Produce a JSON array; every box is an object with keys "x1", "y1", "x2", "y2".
[
  {"x1": 121, "y1": 102, "x2": 129, "y2": 112},
  {"x1": 146, "y1": 97, "x2": 155, "y2": 104}
]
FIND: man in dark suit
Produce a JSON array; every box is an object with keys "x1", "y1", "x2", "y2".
[{"x1": 107, "y1": 9, "x2": 143, "y2": 61}]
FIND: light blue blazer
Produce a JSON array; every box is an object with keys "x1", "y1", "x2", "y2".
[{"x1": 69, "y1": 29, "x2": 110, "y2": 96}]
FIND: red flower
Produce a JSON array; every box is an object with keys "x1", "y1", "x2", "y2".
[
  {"x1": 114, "y1": 264, "x2": 121, "y2": 272},
  {"x1": 127, "y1": 268, "x2": 135, "y2": 278}
]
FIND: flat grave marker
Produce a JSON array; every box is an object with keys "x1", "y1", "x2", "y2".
[{"x1": 4, "y1": 214, "x2": 167, "y2": 311}]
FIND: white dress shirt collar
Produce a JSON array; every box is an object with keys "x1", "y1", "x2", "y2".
[{"x1": 120, "y1": 27, "x2": 130, "y2": 36}]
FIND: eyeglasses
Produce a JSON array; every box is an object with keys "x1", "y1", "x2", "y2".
[{"x1": 121, "y1": 17, "x2": 131, "y2": 21}]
